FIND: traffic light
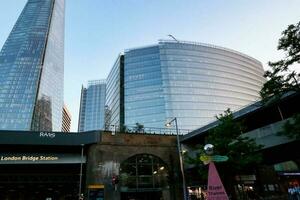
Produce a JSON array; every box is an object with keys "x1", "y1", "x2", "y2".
[{"x1": 112, "y1": 175, "x2": 119, "y2": 185}]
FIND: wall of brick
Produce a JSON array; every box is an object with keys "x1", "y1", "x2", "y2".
[{"x1": 85, "y1": 131, "x2": 182, "y2": 200}]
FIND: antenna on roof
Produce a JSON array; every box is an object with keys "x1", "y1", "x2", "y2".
[{"x1": 168, "y1": 34, "x2": 179, "y2": 43}]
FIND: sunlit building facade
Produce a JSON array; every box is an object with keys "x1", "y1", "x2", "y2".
[
  {"x1": 62, "y1": 105, "x2": 71, "y2": 132},
  {"x1": 78, "y1": 80, "x2": 106, "y2": 132},
  {"x1": 124, "y1": 40, "x2": 265, "y2": 131},
  {"x1": 0, "y1": 0, "x2": 65, "y2": 131},
  {"x1": 105, "y1": 55, "x2": 125, "y2": 131}
]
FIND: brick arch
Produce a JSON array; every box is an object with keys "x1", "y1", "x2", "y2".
[
  {"x1": 86, "y1": 133, "x2": 180, "y2": 200},
  {"x1": 118, "y1": 153, "x2": 170, "y2": 195},
  {"x1": 120, "y1": 153, "x2": 169, "y2": 172},
  {"x1": 119, "y1": 152, "x2": 169, "y2": 167}
]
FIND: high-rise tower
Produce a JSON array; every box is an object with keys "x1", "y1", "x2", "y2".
[
  {"x1": 0, "y1": 0, "x2": 65, "y2": 131},
  {"x1": 62, "y1": 104, "x2": 71, "y2": 132},
  {"x1": 105, "y1": 55, "x2": 125, "y2": 131},
  {"x1": 106, "y1": 40, "x2": 265, "y2": 133},
  {"x1": 78, "y1": 80, "x2": 106, "y2": 132}
]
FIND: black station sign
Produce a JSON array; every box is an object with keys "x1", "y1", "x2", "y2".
[
  {"x1": 0, "y1": 130, "x2": 100, "y2": 146},
  {"x1": 0, "y1": 153, "x2": 86, "y2": 164}
]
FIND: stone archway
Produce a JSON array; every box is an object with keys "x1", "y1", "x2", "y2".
[{"x1": 86, "y1": 132, "x2": 180, "y2": 200}]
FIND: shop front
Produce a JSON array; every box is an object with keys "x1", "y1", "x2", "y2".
[{"x1": 0, "y1": 130, "x2": 100, "y2": 200}]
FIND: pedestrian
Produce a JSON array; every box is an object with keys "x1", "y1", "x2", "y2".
[
  {"x1": 200, "y1": 192, "x2": 204, "y2": 200},
  {"x1": 288, "y1": 186, "x2": 294, "y2": 200},
  {"x1": 295, "y1": 185, "x2": 300, "y2": 200},
  {"x1": 247, "y1": 188, "x2": 256, "y2": 200},
  {"x1": 79, "y1": 193, "x2": 84, "y2": 200}
]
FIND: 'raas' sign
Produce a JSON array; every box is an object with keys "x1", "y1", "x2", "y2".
[{"x1": 39, "y1": 132, "x2": 56, "y2": 138}]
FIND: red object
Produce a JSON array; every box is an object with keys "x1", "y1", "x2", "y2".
[
  {"x1": 207, "y1": 162, "x2": 229, "y2": 200},
  {"x1": 112, "y1": 175, "x2": 119, "y2": 185}
]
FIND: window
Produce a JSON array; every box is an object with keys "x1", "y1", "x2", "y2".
[{"x1": 120, "y1": 154, "x2": 169, "y2": 191}]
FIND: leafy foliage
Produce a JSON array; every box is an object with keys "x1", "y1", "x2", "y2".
[
  {"x1": 278, "y1": 113, "x2": 300, "y2": 140},
  {"x1": 260, "y1": 21, "x2": 300, "y2": 103},
  {"x1": 133, "y1": 122, "x2": 144, "y2": 133},
  {"x1": 260, "y1": 21, "x2": 300, "y2": 140},
  {"x1": 185, "y1": 109, "x2": 263, "y2": 199},
  {"x1": 206, "y1": 109, "x2": 263, "y2": 172},
  {"x1": 186, "y1": 109, "x2": 263, "y2": 175},
  {"x1": 185, "y1": 144, "x2": 208, "y2": 180}
]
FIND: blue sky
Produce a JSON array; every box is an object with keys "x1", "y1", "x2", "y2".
[{"x1": 0, "y1": 0, "x2": 299, "y2": 131}]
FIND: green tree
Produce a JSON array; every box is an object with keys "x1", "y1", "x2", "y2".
[
  {"x1": 260, "y1": 21, "x2": 300, "y2": 139},
  {"x1": 206, "y1": 109, "x2": 263, "y2": 170},
  {"x1": 133, "y1": 122, "x2": 144, "y2": 133},
  {"x1": 278, "y1": 113, "x2": 300, "y2": 140},
  {"x1": 260, "y1": 21, "x2": 300, "y2": 103},
  {"x1": 186, "y1": 109, "x2": 263, "y2": 199}
]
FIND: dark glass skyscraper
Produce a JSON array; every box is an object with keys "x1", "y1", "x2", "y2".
[{"x1": 0, "y1": 0, "x2": 64, "y2": 131}]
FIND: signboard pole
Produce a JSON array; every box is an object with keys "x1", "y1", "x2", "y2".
[{"x1": 200, "y1": 144, "x2": 229, "y2": 200}]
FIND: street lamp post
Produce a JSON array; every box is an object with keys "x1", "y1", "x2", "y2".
[
  {"x1": 78, "y1": 144, "x2": 84, "y2": 200},
  {"x1": 166, "y1": 117, "x2": 188, "y2": 200}
]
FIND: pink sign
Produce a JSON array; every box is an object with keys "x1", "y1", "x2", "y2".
[{"x1": 207, "y1": 162, "x2": 229, "y2": 200}]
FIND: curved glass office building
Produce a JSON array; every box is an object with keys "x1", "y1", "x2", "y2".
[{"x1": 124, "y1": 40, "x2": 265, "y2": 132}]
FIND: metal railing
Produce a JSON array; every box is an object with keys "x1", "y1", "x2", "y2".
[{"x1": 106, "y1": 125, "x2": 190, "y2": 135}]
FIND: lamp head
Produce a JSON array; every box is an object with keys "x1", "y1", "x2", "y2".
[
  {"x1": 165, "y1": 122, "x2": 171, "y2": 127},
  {"x1": 204, "y1": 144, "x2": 214, "y2": 155}
]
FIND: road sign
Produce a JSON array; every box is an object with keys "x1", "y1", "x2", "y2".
[
  {"x1": 200, "y1": 155, "x2": 228, "y2": 164},
  {"x1": 211, "y1": 155, "x2": 228, "y2": 162}
]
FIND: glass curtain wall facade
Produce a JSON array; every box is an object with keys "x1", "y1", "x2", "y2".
[
  {"x1": 105, "y1": 55, "x2": 124, "y2": 131},
  {"x1": 124, "y1": 46, "x2": 166, "y2": 130},
  {"x1": 0, "y1": 0, "x2": 64, "y2": 131},
  {"x1": 78, "y1": 87, "x2": 87, "y2": 132},
  {"x1": 123, "y1": 41, "x2": 265, "y2": 132},
  {"x1": 62, "y1": 104, "x2": 71, "y2": 132},
  {"x1": 78, "y1": 80, "x2": 106, "y2": 132}
]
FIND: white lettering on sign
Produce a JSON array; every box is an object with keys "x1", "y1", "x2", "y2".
[
  {"x1": 0, "y1": 156, "x2": 22, "y2": 161},
  {"x1": 0, "y1": 155, "x2": 59, "y2": 162},
  {"x1": 39, "y1": 132, "x2": 56, "y2": 138}
]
